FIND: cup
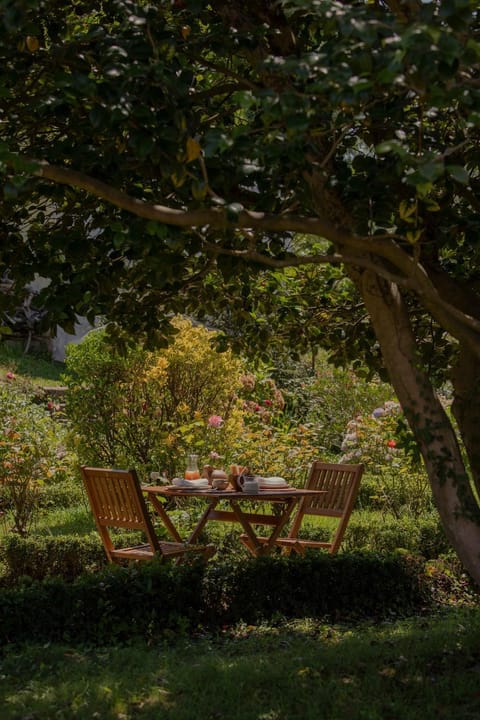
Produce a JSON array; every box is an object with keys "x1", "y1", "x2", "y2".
[{"x1": 239, "y1": 475, "x2": 259, "y2": 494}]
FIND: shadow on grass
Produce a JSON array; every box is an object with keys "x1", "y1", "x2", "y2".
[{"x1": 1, "y1": 609, "x2": 480, "y2": 720}]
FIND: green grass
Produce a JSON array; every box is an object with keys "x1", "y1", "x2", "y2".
[
  {"x1": 34, "y1": 505, "x2": 96, "y2": 536},
  {"x1": 0, "y1": 342, "x2": 65, "y2": 385},
  {"x1": 1, "y1": 609, "x2": 480, "y2": 719}
]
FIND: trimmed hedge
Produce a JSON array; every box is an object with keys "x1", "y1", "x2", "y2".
[
  {"x1": 1, "y1": 534, "x2": 107, "y2": 583},
  {"x1": 344, "y1": 510, "x2": 450, "y2": 558},
  {"x1": 0, "y1": 553, "x2": 432, "y2": 645}
]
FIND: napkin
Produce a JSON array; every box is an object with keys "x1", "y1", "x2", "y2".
[
  {"x1": 260, "y1": 476, "x2": 288, "y2": 487},
  {"x1": 172, "y1": 478, "x2": 210, "y2": 489}
]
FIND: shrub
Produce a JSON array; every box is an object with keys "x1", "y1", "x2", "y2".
[
  {"x1": 1, "y1": 533, "x2": 106, "y2": 583},
  {"x1": 343, "y1": 510, "x2": 451, "y2": 558},
  {"x1": 233, "y1": 370, "x2": 318, "y2": 481},
  {"x1": 0, "y1": 560, "x2": 206, "y2": 644},
  {"x1": 38, "y1": 474, "x2": 85, "y2": 509},
  {"x1": 0, "y1": 528, "x2": 178, "y2": 583},
  {"x1": 339, "y1": 401, "x2": 433, "y2": 517},
  {"x1": 63, "y1": 318, "x2": 244, "y2": 477},
  {"x1": 0, "y1": 382, "x2": 70, "y2": 535},
  {"x1": 272, "y1": 351, "x2": 393, "y2": 456}
]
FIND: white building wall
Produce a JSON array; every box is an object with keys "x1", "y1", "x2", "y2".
[{"x1": 51, "y1": 316, "x2": 94, "y2": 361}]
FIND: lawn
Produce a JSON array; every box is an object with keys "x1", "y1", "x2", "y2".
[
  {"x1": 1, "y1": 610, "x2": 480, "y2": 720},
  {"x1": 0, "y1": 342, "x2": 65, "y2": 385}
]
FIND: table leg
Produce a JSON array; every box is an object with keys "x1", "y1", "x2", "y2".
[
  {"x1": 187, "y1": 498, "x2": 220, "y2": 544},
  {"x1": 145, "y1": 492, "x2": 184, "y2": 543},
  {"x1": 264, "y1": 497, "x2": 298, "y2": 548},
  {"x1": 229, "y1": 500, "x2": 264, "y2": 554},
  {"x1": 238, "y1": 498, "x2": 298, "y2": 556}
]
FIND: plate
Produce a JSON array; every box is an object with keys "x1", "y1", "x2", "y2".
[{"x1": 260, "y1": 485, "x2": 290, "y2": 490}]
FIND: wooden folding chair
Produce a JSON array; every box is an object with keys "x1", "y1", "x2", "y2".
[
  {"x1": 81, "y1": 466, "x2": 215, "y2": 564},
  {"x1": 272, "y1": 461, "x2": 364, "y2": 555}
]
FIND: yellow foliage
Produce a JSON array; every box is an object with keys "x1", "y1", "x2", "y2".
[
  {"x1": 399, "y1": 200, "x2": 416, "y2": 222},
  {"x1": 186, "y1": 136, "x2": 201, "y2": 162},
  {"x1": 144, "y1": 355, "x2": 168, "y2": 384}
]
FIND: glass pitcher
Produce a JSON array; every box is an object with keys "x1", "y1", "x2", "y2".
[{"x1": 185, "y1": 453, "x2": 200, "y2": 480}]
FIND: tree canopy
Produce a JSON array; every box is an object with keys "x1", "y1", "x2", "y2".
[{"x1": 1, "y1": 0, "x2": 480, "y2": 583}]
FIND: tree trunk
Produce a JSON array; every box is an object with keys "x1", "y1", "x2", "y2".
[
  {"x1": 451, "y1": 346, "x2": 480, "y2": 496},
  {"x1": 356, "y1": 268, "x2": 480, "y2": 586}
]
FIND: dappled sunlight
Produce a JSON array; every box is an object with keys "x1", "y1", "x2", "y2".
[{"x1": 2, "y1": 610, "x2": 480, "y2": 719}]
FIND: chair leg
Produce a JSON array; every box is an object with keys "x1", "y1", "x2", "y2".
[{"x1": 290, "y1": 541, "x2": 306, "y2": 556}]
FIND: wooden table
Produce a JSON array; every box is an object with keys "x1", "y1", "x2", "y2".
[{"x1": 143, "y1": 485, "x2": 325, "y2": 557}]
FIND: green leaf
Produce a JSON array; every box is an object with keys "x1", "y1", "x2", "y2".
[
  {"x1": 417, "y1": 161, "x2": 444, "y2": 183},
  {"x1": 446, "y1": 165, "x2": 470, "y2": 184},
  {"x1": 375, "y1": 140, "x2": 408, "y2": 159},
  {"x1": 225, "y1": 203, "x2": 244, "y2": 222}
]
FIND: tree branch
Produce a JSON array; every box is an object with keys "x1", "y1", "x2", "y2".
[
  {"x1": 35, "y1": 160, "x2": 352, "y2": 241},
  {"x1": 33, "y1": 159, "x2": 480, "y2": 348}
]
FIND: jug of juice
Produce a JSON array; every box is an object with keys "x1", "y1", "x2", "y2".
[{"x1": 185, "y1": 453, "x2": 200, "y2": 480}]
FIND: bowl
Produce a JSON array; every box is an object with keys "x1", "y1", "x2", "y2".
[{"x1": 212, "y1": 478, "x2": 229, "y2": 490}]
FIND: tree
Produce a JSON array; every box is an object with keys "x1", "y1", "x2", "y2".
[{"x1": 1, "y1": 0, "x2": 480, "y2": 582}]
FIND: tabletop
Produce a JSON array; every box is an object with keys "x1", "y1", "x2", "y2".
[{"x1": 143, "y1": 485, "x2": 325, "y2": 500}]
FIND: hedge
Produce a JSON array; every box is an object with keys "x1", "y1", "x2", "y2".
[
  {"x1": 1, "y1": 533, "x2": 107, "y2": 583},
  {"x1": 0, "y1": 553, "x2": 432, "y2": 645}
]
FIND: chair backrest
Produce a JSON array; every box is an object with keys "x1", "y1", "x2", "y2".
[
  {"x1": 289, "y1": 461, "x2": 364, "y2": 553},
  {"x1": 81, "y1": 466, "x2": 160, "y2": 560},
  {"x1": 304, "y1": 461, "x2": 364, "y2": 516}
]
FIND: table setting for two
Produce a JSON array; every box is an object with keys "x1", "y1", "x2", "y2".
[{"x1": 169, "y1": 469, "x2": 291, "y2": 494}]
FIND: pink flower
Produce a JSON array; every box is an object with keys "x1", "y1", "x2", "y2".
[
  {"x1": 6, "y1": 372, "x2": 15, "y2": 380},
  {"x1": 208, "y1": 415, "x2": 223, "y2": 428},
  {"x1": 254, "y1": 404, "x2": 261, "y2": 412},
  {"x1": 263, "y1": 399, "x2": 272, "y2": 407},
  {"x1": 387, "y1": 439, "x2": 397, "y2": 448},
  {"x1": 210, "y1": 451, "x2": 221, "y2": 459}
]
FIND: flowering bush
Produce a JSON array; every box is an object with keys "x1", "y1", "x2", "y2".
[
  {"x1": 272, "y1": 351, "x2": 393, "y2": 456},
  {"x1": 64, "y1": 318, "x2": 244, "y2": 477},
  {"x1": 232, "y1": 370, "x2": 317, "y2": 483},
  {"x1": 339, "y1": 401, "x2": 432, "y2": 518},
  {"x1": 0, "y1": 383, "x2": 69, "y2": 534}
]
